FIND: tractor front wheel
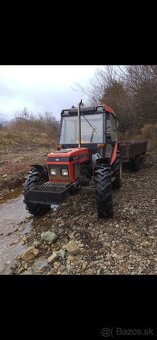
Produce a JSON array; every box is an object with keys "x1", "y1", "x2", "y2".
[
  {"x1": 95, "y1": 166, "x2": 113, "y2": 219},
  {"x1": 23, "y1": 167, "x2": 51, "y2": 217}
]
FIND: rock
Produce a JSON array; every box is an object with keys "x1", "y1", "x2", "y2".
[
  {"x1": 16, "y1": 255, "x2": 22, "y2": 260},
  {"x1": 32, "y1": 240, "x2": 41, "y2": 248},
  {"x1": 105, "y1": 253, "x2": 112, "y2": 260},
  {"x1": 22, "y1": 235, "x2": 27, "y2": 242},
  {"x1": 10, "y1": 260, "x2": 20, "y2": 270},
  {"x1": 47, "y1": 252, "x2": 59, "y2": 264},
  {"x1": 79, "y1": 243, "x2": 84, "y2": 248},
  {"x1": 16, "y1": 267, "x2": 25, "y2": 274},
  {"x1": 41, "y1": 231, "x2": 58, "y2": 243},
  {"x1": 69, "y1": 232, "x2": 74, "y2": 239},
  {"x1": 86, "y1": 268, "x2": 95, "y2": 275},
  {"x1": 64, "y1": 242, "x2": 79, "y2": 255},
  {"x1": 141, "y1": 241, "x2": 149, "y2": 247},
  {"x1": 22, "y1": 262, "x2": 28, "y2": 270},
  {"x1": 59, "y1": 249, "x2": 67, "y2": 258},
  {"x1": 10, "y1": 239, "x2": 20, "y2": 246},
  {"x1": 47, "y1": 268, "x2": 55, "y2": 275},
  {"x1": 53, "y1": 262, "x2": 60, "y2": 270},
  {"x1": 18, "y1": 226, "x2": 24, "y2": 231},
  {"x1": 67, "y1": 255, "x2": 76, "y2": 262},
  {"x1": 58, "y1": 222, "x2": 64, "y2": 227},
  {"x1": 21, "y1": 246, "x2": 39, "y2": 261},
  {"x1": 82, "y1": 262, "x2": 87, "y2": 270},
  {"x1": 0, "y1": 263, "x2": 5, "y2": 274},
  {"x1": 42, "y1": 244, "x2": 49, "y2": 250},
  {"x1": 32, "y1": 259, "x2": 49, "y2": 273},
  {"x1": 2, "y1": 174, "x2": 7, "y2": 178},
  {"x1": 22, "y1": 269, "x2": 33, "y2": 275}
]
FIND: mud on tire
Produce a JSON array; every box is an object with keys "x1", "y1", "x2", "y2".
[{"x1": 23, "y1": 167, "x2": 50, "y2": 217}]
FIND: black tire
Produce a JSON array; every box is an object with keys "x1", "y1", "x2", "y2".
[
  {"x1": 112, "y1": 155, "x2": 122, "y2": 189},
  {"x1": 23, "y1": 167, "x2": 51, "y2": 217},
  {"x1": 130, "y1": 156, "x2": 141, "y2": 172},
  {"x1": 95, "y1": 166, "x2": 113, "y2": 219}
]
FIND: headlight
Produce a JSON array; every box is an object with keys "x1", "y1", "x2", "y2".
[
  {"x1": 61, "y1": 168, "x2": 68, "y2": 176},
  {"x1": 50, "y1": 168, "x2": 57, "y2": 176}
]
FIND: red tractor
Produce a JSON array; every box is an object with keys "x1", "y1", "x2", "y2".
[{"x1": 23, "y1": 101, "x2": 122, "y2": 218}]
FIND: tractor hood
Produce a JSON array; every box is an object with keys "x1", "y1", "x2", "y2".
[{"x1": 47, "y1": 147, "x2": 89, "y2": 162}]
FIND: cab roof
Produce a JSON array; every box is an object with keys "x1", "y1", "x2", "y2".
[{"x1": 61, "y1": 104, "x2": 116, "y2": 117}]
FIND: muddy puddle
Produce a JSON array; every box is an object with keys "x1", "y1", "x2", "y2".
[
  {"x1": 0, "y1": 188, "x2": 58, "y2": 274},
  {"x1": 0, "y1": 189, "x2": 32, "y2": 274}
]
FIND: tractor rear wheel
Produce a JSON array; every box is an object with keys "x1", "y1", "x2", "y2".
[
  {"x1": 23, "y1": 167, "x2": 51, "y2": 217},
  {"x1": 95, "y1": 166, "x2": 113, "y2": 219},
  {"x1": 112, "y1": 156, "x2": 122, "y2": 189}
]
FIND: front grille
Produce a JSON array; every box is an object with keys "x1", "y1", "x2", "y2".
[
  {"x1": 27, "y1": 181, "x2": 72, "y2": 204},
  {"x1": 35, "y1": 182, "x2": 70, "y2": 193}
]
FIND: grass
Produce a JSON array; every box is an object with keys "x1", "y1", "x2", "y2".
[
  {"x1": 0, "y1": 119, "x2": 157, "y2": 157},
  {"x1": 0, "y1": 120, "x2": 56, "y2": 153}
]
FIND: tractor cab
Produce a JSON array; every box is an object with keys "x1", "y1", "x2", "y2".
[
  {"x1": 60, "y1": 107, "x2": 104, "y2": 145},
  {"x1": 59, "y1": 104, "x2": 118, "y2": 158}
]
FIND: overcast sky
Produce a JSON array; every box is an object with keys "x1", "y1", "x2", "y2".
[{"x1": 0, "y1": 65, "x2": 102, "y2": 121}]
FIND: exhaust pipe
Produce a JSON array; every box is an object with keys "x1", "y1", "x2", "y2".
[{"x1": 78, "y1": 99, "x2": 82, "y2": 148}]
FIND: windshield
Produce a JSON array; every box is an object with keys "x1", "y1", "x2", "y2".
[{"x1": 60, "y1": 114, "x2": 103, "y2": 144}]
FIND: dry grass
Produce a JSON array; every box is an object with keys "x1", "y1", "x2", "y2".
[
  {"x1": 0, "y1": 119, "x2": 57, "y2": 153},
  {"x1": 0, "y1": 119, "x2": 57, "y2": 192},
  {"x1": 1, "y1": 119, "x2": 157, "y2": 158}
]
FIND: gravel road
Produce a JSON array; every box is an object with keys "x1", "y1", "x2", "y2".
[{"x1": 1, "y1": 154, "x2": 157, "y2": 275}]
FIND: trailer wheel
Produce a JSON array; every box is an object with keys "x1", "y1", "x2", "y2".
[
  {"x1": 130, "y1": 156, "x2": 141, "y2": 172},
  {"x1": 95, "y1": 166, "x2": 113, "y2": 219},
  {"x1": 23, "y1": 167, "x2": 51, "y2": 217}
]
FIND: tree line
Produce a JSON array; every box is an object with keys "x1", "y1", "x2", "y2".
[{"x1": 79, "y1": 65, "x2": 157, "y2": 132}]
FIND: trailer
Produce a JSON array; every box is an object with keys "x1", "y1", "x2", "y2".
[{"x1": 119, "y1": 140, "x2": 148, "y2": 171}]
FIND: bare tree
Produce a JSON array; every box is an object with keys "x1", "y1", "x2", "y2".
[{"x1": 76, "y1": 65, "x2": 157, "y2": 132}]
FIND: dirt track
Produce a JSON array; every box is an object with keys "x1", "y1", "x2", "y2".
[
  {"x1": 0, "y1": 146, "x2": 52, "y2": 199},
  {"x1": 1, "y1": 154, "x2": 157, "y2": 275}
]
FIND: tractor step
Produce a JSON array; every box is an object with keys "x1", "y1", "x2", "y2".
[
  {"x1": 26, "y1": 182, "x2": 72, "y2": 205},
  {"x1": 80, "y1": 186, "x2": 95, "y2": 193}
]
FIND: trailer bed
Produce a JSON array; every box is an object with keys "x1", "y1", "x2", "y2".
[{"x1": 119, "y1": 140, "x2": 147, "y2": 163}]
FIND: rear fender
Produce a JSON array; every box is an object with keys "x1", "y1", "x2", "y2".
[{"x1": 110, "y1": 143, "x2": 118, "y2": 165}]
